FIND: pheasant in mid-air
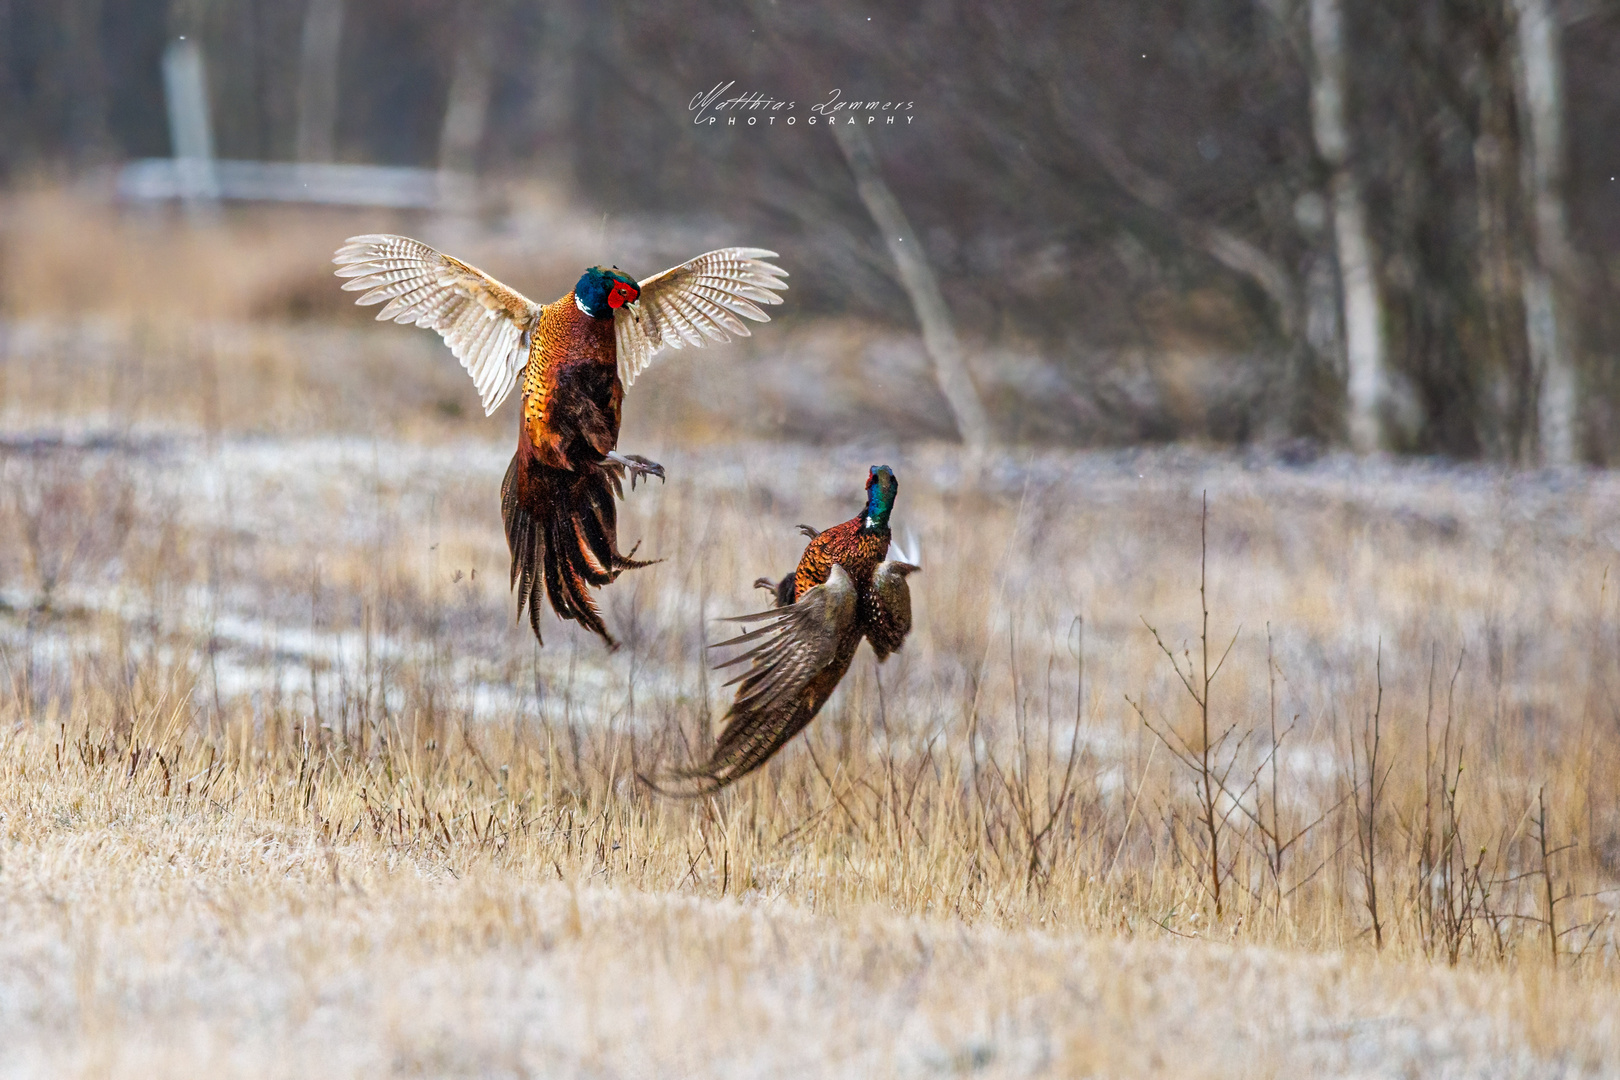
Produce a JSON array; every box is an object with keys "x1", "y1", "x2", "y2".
[
  {"x1": 659, "y1": 466, "x2": 919, "y2": 793},
  {"x1": 333, "y1": 235, "x2": 788, "y2": 648}
]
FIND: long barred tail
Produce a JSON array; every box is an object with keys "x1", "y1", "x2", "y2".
[{"x1": 501, "y1": 453, "x2": 654, "y2": 648}]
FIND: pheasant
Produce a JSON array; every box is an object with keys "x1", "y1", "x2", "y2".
[
  {"x1": 659, "y1": 466, "x2": 919, "y2": 793},
  {"x1": 333, "y1": 235, "x2": 788, "y2": 648}
]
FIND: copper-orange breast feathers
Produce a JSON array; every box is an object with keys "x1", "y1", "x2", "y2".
[
  {"x1": 519, "y1": 295, "x2": 621, "y2": 471},
  {"x1": 792, "y1": 518, "x2": 890, "y2": 601}
]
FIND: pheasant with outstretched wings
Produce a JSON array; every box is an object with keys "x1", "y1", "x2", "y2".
[{"x1": 335, "y1": 235, "x2": 788, "y2": 647}]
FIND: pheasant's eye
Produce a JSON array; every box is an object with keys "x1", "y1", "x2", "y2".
[{"x1": 607, "y1": 282, "x2": 638, "y2": 309}]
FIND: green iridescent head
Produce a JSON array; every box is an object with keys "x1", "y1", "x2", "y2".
[
  {"x1": 863, "y1": 465, "x2": 898, "y2": 530},
  {"x1": 574, "y1": 266, "x2": 640, "y2": 319}
]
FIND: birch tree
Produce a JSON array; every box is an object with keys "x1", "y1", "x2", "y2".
[
  {"x1": 1512, "y1": 0, "x2": 1579, "y2": 464},
  {"x1": 439, "y1": 2, "x2": 503, "y2": 177},
  {"x1": 437, "y1": 8, "x2": 494, "y2": 209},
  {"x1": 1307, "y1": 0, "x2": 1386, "y2": 453}
]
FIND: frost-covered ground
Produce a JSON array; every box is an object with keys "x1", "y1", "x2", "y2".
[
  {"x1": 1, "y1": 811, "x2": 1612, "y2": 1080},
  {"x1": 4, "y1": 432, "x2": 1620, "y2": 1078}
]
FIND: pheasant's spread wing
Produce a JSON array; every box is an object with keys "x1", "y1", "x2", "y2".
[
  {"x1": 715, "y1": 564, "x2": 855, "y2": 716},
  {"x1": 666, "y1": 565, "x2": 855, "y2": 792},
  {"x1": 866, "y1": 559, "x2": 918, "y2": 662},
  {"x1": 334, "y1": 234, "x2": 541, "y2": 415},
  {"x1": 614, "y1": 247, "x2": 788, "y2": 387}
]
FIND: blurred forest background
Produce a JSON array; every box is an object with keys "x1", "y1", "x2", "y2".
[{"x1": 2, "y1": 0, "x2": 1620, "y2": 461}]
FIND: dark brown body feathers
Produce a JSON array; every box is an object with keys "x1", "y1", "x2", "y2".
[{"x1": 503, "y1": 294, "x2": 647, "y2": 647}]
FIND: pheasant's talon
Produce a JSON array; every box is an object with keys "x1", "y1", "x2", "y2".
[
  {"x1": 796, "y1": 524, "x2": 820, "y2": 539},
  {"x1": 606, "y1": 451, "x2": 666, "y2": 490},
  {"x1": 753, "y1": 577, "x2": 777, "y2": 593}
]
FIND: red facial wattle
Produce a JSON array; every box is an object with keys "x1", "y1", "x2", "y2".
[{"x1": 608, "y1": 281, "x2": 639, "y2": 309}]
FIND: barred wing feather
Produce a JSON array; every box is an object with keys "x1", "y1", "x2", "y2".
[
  {"x1": 615, "y1": 247, "x2": 788, "y2": 387},
  {"x1": 334, "y1": 234, "x2": 540, "y2": 415},
  {"x1": 673, "y1": 565, "x2": 855, "y2": 789},
  {"x1": 713, "y1": 565, "x2": 854, "y2": 719}
]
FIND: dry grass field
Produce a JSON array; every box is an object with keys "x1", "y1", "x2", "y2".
[{"x1": 2, "y1": 186, "x2": 1619, "y2": 1077}]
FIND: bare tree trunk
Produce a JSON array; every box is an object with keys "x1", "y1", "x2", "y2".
[
  {"x1": 1307, "y1": 0, "x2": 1386, "y2": 453},
  {"x1": 1297, "y1": 203, "x2": 1349, "y2": 436},
  {"x1": 1512, "y1": 0, "x2": 1579, "y2": 465},
  {"x1": 437, "y1": 17, "x2": 493, "y2": 212},
  {"x1": 1472, "y1": 35, "x2": 1533, "y2": 463},
  {"x1": 295, "y1": 0, "x2": 344, "y2": 163},
  {"x1": 832, "y1": 121, "x2": 992, "y2": 447},
  {"x1": 439, "y1": 31, "x2": 492, "y2": 177},
  {"x1": 531, "y1": 0, "x2": 584, "y2": 191}
]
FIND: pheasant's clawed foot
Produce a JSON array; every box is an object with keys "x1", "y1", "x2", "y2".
[
  {"x1": 796, "y1": 524, "x2": 820, "y2": 539},
  {"x1": 753, "y1": 576, "x2": 778, "y2": 593},
  {"x1": 613, "y1": 538, "x2": 663, "y2": 572},
  {"x1": 606, "y1": 451, "x2": 666, "y2": 490}
]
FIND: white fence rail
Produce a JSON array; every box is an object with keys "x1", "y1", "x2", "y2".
[{"x1": 117, "y1": 159, "x2": 471, "y2": 210}]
